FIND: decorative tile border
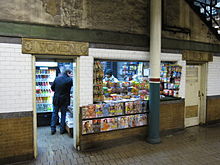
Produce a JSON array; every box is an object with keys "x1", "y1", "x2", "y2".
[{"x1": 0, "y1": 111, "x2": 33, "y2": 119}]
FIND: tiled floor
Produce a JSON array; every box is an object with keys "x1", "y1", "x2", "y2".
[{"x1": 13, "y1": 123, "x2": 220, "y2": 165}]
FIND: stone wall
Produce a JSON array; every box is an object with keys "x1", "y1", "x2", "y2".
[
  {"x1": 0, "y1": 0, "x2": 84, "y2": 27},
  {"x1": 162, "y1": 0, "x2": 220, "y2": 44},
  {"x1": 85, "y1": 0, "x2": 149, "y2": 34}
]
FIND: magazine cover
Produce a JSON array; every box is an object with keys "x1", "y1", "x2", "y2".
[
  {"x1": 103, "y1": 104, "x2": 110, "y2": 117},
  {"x1": 115, "y1": 102, "x2": 123, "y2": 115},
  {"x1": 109, "y1": 103, "x2": 116, "y2": 116},
  {"x1": 137, "y1": 114, "x2": 147, "y2": 126},
  {"x1": 92, "y1": 119, "x2": 101, "y2": 133},
  {"x1": 134, "y1": 101, "x2": 141, "y2": 113},
  {"x1": 118, "y1": 116, "x2": 129, "y2": 129},
  {"x1": 125, "y1": 102, "x2": 134, "y2": 114},
  {"x1": 101, "y1": 118, "x2": 111, "y2": 132},
  {"x1": 81, "y1": 106, "x2": 88, "y2": 119},
  {"x1": 82, "y1": 120, "x2": 93, "y2": 134},
  {"x1": 95, "y1": 104, "x2": 104, "y2": 117},
  {"x1": 141, "y1": 100, "x2": 148, "y2": 113},
  {"x1": 86, "y1": 104, "x2": 96, "y2": 118},
  {"x1": 108, "y1": 117, "x2": 118, "y2": 130},
  {"x1": 128, "y1": 115, "x2": 137, "y2": 128}
]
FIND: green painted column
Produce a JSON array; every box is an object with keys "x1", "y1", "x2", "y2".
[
  {"x1": 148, "y1": 0, "x2": 161, "y2": 144},
  {"x1": 148, "y1": 83, "x2": 161, "y2": 143}
]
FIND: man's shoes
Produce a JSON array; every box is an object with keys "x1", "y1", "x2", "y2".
[
  {"x1": 51, "y1": 130, "x2": 56, "y2": 135},
  {"x1": 60, "y1": 130, "x2": 66, "y2": 134}
]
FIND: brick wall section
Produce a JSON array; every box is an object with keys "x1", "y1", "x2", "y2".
[
  {"x1": 207, "y1": 96, "x2": 220, "y2": 123},
  {"x1": 79, "y1": 56, "x2": 94, "y2": 106},
  {"x1": 160, "y1": 100, "x2": 184, "y2": 131},
  {"x1": 0, "y1": 113, "x2": 34, "y2": 164},
  {"x1": 0, "y1": 43, "x2": 33, "y2": 113}
]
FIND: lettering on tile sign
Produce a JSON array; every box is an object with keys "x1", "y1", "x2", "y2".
[{"x1": 22, "y1": 38, "x2": 88, "y2": 56}]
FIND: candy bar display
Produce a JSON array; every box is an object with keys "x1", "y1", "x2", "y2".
[
  {"x1": 160, "y1": 64, "x2": 182, "y2": 98},
  {"x1": 93, "y1": 61, "x2": 104, "y2": 102}
]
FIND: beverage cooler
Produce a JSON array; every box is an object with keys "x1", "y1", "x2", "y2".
[{"x1": 35, "y1": 63, "x2": 57, "y2": 126}]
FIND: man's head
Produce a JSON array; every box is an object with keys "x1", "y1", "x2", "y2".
[
  {"x1": 105, "y1": 69, "x2": 113, "y2": 78},
  {"x1": 64, "y1": 69, "x2": 73, "y2": 77}
]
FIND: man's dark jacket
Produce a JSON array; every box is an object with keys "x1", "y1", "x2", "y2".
[{"x1": 51, "y1": 74, "x2": 73, "y2": 106}]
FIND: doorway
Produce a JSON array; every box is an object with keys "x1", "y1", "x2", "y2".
[
  {"x1": 34, "y1": 57, "x2": 77, "y2": 157},
  {"x1": 184, "y1": 64, "x2": 207, "y2": 127}
]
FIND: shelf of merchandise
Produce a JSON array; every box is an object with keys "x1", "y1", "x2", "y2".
[
  {"x1": 81, "y1": 124, "x2": 147, "y2": 136},
  {"x1": 36, "y1": 103, "x2": 52, "y2": 105},
  {"x1": 37, "y1": 110, "x2": 53, "y2": 113},
  {"x1": 82, "y1": 112, "x2": 148, "y2": 121},
  {"x1": 36, "y1": 74, "x2": 51, "y2": 76}
]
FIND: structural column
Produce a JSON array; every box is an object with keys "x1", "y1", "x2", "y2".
[{"x1": 148, "y1": 0, "x2": 161, "y2": 144}]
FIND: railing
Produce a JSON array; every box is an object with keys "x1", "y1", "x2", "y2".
[{"x1": 187, "y1": 0, "x2": 220, "y2": 34}]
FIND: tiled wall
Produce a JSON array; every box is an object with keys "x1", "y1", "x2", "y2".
[
  {"x1": 0, "y1": 43, "x2": 34, "y2": 164},
  {"x1": 78, "y1": 56, "x2": 94, "y2": 106},
  {"x1": 207, "y1": 56, "x2": 220, "y2": 123},
  {"x1": 207, "y1": 56, "x2": 220, "y2": 96},
  {"x1": 0, "y1": 43, "x2": 33, "y2": 113},
  {"x1": 89, "y1": 48, "x2": 186, "y2": 98}
]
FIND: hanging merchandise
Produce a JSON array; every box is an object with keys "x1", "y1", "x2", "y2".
[
  {"x1": 93, "y1": 61, "x2": 104, "y2": 102},
  {"x1": 160, "y1": 64, "x2": 182, "y2": 98}
]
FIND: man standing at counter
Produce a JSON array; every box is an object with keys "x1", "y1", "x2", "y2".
[{"x1": 50, "y1": 69, "x2": 73, "y2": 135}]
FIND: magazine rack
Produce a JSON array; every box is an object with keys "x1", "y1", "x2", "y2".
[{"x1": 78, "y1": 100, "x2": 149, "y2": 150}]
